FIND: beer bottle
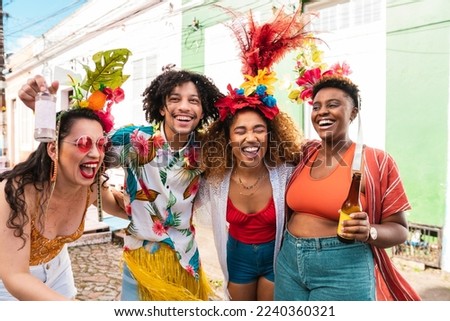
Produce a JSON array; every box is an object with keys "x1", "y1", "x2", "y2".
[{"x1": 337, "y1": 172, "x2": 362, "y2": 243}]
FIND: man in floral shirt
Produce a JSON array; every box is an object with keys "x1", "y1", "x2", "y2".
[{"x1": 107, "y1": 69, "x2": 222, "y2": 300}]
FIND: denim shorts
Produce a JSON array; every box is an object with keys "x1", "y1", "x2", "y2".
[
  {"x1": 227, "y1": 234, "x2": 275, "y2": 284},
  {"x1": 274, "y1": 230, "x2": 375, "y2": 301}
]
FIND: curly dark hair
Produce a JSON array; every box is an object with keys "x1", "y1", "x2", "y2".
[
  {"x1": 142, "y1": 69, "x2": 223, "y2": 130},
  {"x1": 0, "y1": 108, "x2": 104, "y2": 247},
  {"x1": 312, "y1": 75, "x2": 360, "y2": 109},
  {"x1": 201, "y1": 107, "x2": 303, "y2": 179}
]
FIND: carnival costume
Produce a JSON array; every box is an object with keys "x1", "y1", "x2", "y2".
[
  {"x1": 279, "y1": 51, "x2": 421, "y2": 300},
  {"x1": 194, "y1": 6, "x2": 314, "y2": 299},
  {"x1": 109, "y1": 122, "x2": 211, "y2": 301},
  {"x1": 0, "y1": 49, "x2": 130, "y2": 300}
]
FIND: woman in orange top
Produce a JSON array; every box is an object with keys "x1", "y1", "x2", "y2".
[{"x1": 275, "y1": 65, "x2": 420, "y2": 301}]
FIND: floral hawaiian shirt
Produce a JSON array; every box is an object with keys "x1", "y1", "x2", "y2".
[{"x1": 109, "y1": 122, "x2": 203, "y2": 278}]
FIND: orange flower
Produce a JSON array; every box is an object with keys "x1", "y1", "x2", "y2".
[{"x1": 87, "y1": 90, "x2": 107, "y2": 110}]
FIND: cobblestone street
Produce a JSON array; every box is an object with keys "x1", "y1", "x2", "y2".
[{"x1": 69, "y1": 242, "x2": 123, "y2": 301}]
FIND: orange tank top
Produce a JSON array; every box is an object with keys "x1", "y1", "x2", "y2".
[
  {"x1": 29, "y1": 189, "x2": 91, "y2": 265},
  {"x1": 286, "y1": 143, "x2": 366, "y2": 221}
]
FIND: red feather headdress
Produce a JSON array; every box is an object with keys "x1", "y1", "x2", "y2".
[{"x1": 215, "y1": 6, "x2": 318, "y2": 121}]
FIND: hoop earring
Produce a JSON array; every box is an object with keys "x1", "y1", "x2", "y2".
[{"x1": 50, "y1": 160, "x2": 58, "y2": 182}]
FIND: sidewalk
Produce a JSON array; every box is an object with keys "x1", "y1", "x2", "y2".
[{"x1": 68, "y1": 224, "x2": 450, "y2": 301}]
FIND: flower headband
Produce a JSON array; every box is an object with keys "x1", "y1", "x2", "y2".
[
  {"x1": 68, "y1": 48, "x2": 132, "y2": 132},
  {"x1": 215, "y1": 7, "x2": 316, "y2": 121},
  {"x1": 288, "y1": 42, "x2": 357, "y2": 105},
  {"x1": 215, "y1": 69, "x2": 279, "y2": 121}
]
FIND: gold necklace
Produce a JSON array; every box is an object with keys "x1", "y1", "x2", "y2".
[
  {"x1": 233, "y1": 171, "x2": 268, "y2": 196},
  {"x1": 238, "y1": 175, "x2": 262, "y2": 190},
  {"x1": 238, "y1": 182, "x2": 262, "y2": 196}
]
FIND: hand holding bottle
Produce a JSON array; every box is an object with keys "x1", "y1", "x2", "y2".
[
  {"x1": 338, "y1": 211, "x2": 371, "y2": 242},
  {"x1": 18, "y1": 75, "x2": 59, "y2": 111}
]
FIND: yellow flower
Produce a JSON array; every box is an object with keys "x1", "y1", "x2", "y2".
[
  {"x1": 288, "y1": 89, "x2": 301, "y2": 102},
  {"x1": 303, "y1": 34, "x2": 316, "y2": 46},
  {"x1": 80, "y1": 100, "x2": 89, "y2": 108},
  {"x1": 311, "y1": 49, "x2": 323, "y2": 65},
  {"x1": 241, "y1": 68, "x2": 277, "y2": 96}
]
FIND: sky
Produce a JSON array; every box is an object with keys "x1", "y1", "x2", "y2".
[{"x1": 3, "y1": 0, "x2": 87, "y2": 54}]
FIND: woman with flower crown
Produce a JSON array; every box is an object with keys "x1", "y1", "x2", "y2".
[
  {"x1": 0, "y1": 49, "x2": 130, "y2": 300},
  {"x1": 195, "y1": 7, "x2": 314, "y2": 300},
  {"x1": 274, "y1": 55, "x2": 421, "y2": 300},
  {"x1": 198, "y1": 99, "x2": 301, "y2": 301}
]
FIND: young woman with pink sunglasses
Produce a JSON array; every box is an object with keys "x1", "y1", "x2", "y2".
[{"x1": 0, "y1": 79, "x2": 127, "y2": 300}]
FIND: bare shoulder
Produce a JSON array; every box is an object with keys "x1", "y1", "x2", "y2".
[{"x1": 0, "y1": 179, "x2": 9, "y2": 213}]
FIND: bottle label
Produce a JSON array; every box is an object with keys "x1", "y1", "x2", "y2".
[
  {"x1": 337, "y1": 210, "x2": 352, "y2": 239},
  {"x1": 35, "y1": 100, "x2": 56, "y2": 130}
]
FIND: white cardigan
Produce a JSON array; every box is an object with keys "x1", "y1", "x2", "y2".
[{"x1": 195, "y1": 163, "x2": 293, "y2": 300}]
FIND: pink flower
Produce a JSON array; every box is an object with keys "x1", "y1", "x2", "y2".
[
  {"x1": 130, "y1": 129, "x2": 149, "y2": 155},
  {"x1": 184, "y1": 147, "x2": 199, "y2": 169},
  {"x1": 296, "y1": 68, "x2": 320, "y2": 101},
  {"x1": 103, "y1": 87, "x2": 113, "y2": 99},
  {"x1": 103, "y1": 87, "x2": 125, "y2": 109},
  {"x1": 95, "y1": 110, "x2": 114, "y2": 133},
  {"x1": 152, "y1": 220, "x2": 166, "y2": 236},
  {"x1": 185, "y1": 265, "x2": 195, "y2": 276},
  {"x1": 215, "y1": 84, "x2": 279, "y2": 121},
  {"x1": 112, "y1": 87, "x2": 125, "y2": 103},
  {"x1": 296, "y1": 68, "x2": 333, "y2": 101},
  {"x1": 330, "y1": 62, "x2": 352, "y2": 76}
]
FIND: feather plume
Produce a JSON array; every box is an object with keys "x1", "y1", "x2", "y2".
[
  {"x1": 245, "y1": 7, "x2": 316, "y2": 76},
  {"x1": 217, "y1": 5, "x2": 317, "y2": 77},
  {"x1": 213, "y1": 5, "x2": 320, "y2": 122}
]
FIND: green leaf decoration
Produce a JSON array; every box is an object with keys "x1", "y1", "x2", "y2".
[
  {"x1": 186, "y1": 237, "x2": 194, "y2": 253},
  {"x1": 167, "y1": 191, "x2": 177, "y2": 208},
  {"x1": 80, "y1": 48, "x2": 132, "y2": 93}
]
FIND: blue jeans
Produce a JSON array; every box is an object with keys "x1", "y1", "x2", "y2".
[
  {"x1": 227, "y1": 234, "x2": 275, "y2": 283},
  {"x1": 121, "y1": 262, "x2": 139, "y2": 301},
  {"x1": 274, "y1": 230, "x2": 375, "y2": 301}
]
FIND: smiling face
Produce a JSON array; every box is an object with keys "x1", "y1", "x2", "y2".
[
  {"x1": 228, "y1": 109, "x2": 268, "y2": 169},
  {"x1": 311, "y1": 87, "x2": 358, "y2": 144},
  {"x1": 56, "y1": 118, "x2": 105, "y2": 186},
  {"x1": 160, "y1": 81, "x2": 204, "y2": 146}
]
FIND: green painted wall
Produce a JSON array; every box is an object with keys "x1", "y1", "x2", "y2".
[
  {"x1": 387, "y1": 0, "x2": 450, "y2": 226},
  {"x1": 181, "y1": 0, "x2": 263, "y2": 72}
]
